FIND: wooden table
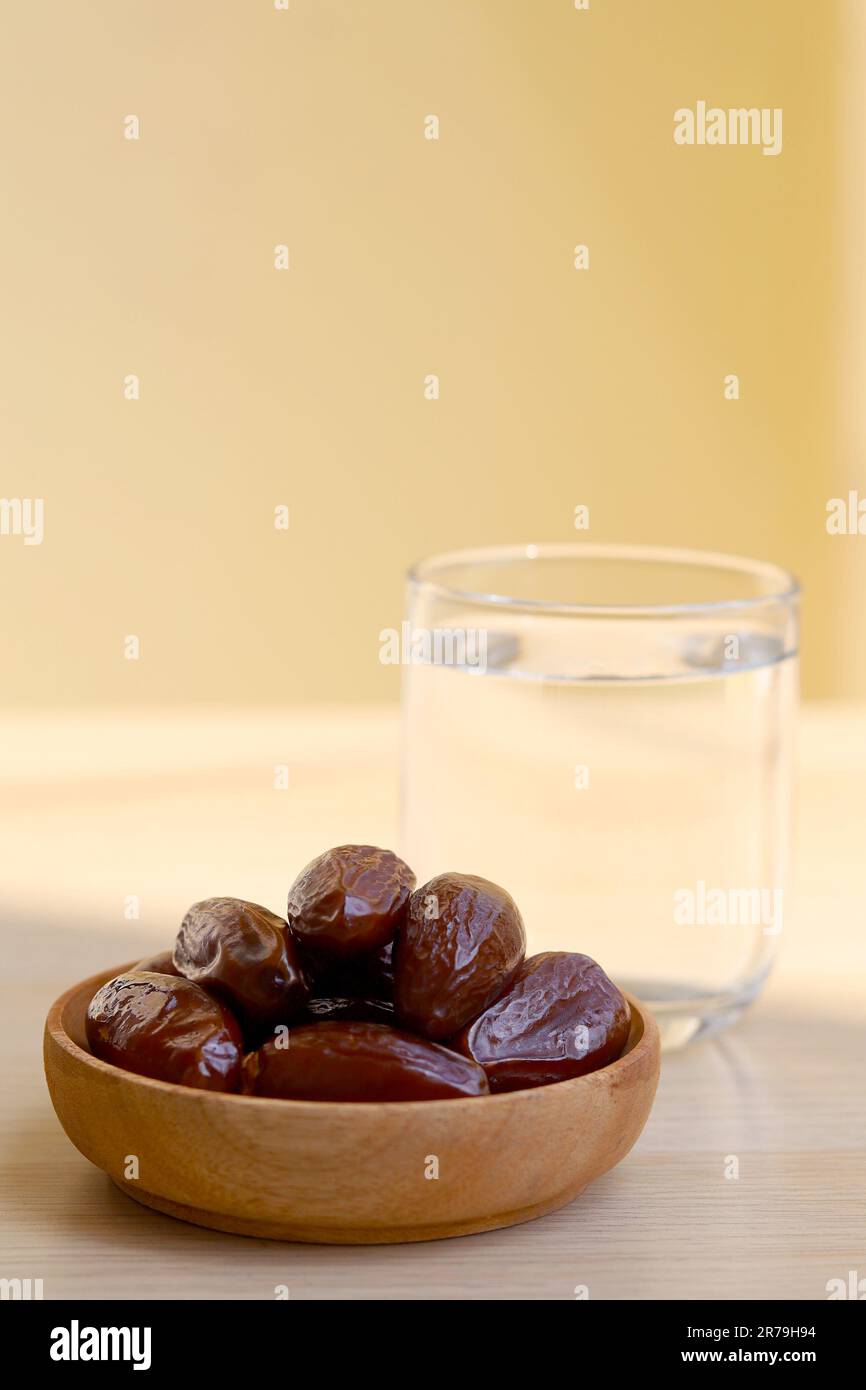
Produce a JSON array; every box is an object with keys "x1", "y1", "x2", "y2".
[{"x1": 1, "y1": 704, "x2": 864, "y2": 1299}]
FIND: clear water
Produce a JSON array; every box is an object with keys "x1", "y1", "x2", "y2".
[{"x1": 401, "y1": 619, "x2": 796, "y2": 1048}]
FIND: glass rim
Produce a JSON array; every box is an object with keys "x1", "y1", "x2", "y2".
[{"x1": 406, "y1": 542, "x2": 801, "y2": 618}]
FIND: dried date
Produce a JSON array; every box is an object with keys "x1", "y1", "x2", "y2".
[
  {"x1": 86, "y1": 971, "x2": 243, "y2": 1091},
  {"x1": 393, "y1": 872, "x2": 526, "y2": 1040},
  {"x1": 173, "y1": 897, "x2": 308, "y2": 1033},
  {"x1": 452, "y1": 951, "x2": 630, "y2": 1091},
  {"x1": 287, "y1": 846, "x2": 414, "y2": 961},
  {"x1": 244, "y1": 1021, "x2": 489, "y2": 1101}
]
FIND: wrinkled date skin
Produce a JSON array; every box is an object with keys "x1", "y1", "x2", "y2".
[
  {"x1": 300, "y1": 995, "x2": 395, "y2": 1026},
  {"x1": 86, "y1": 971, "x2": 243, "y2": 1091},
  {"x1": 133, "y1": 949, "x2": 180, "y2": 977},
  {"x1": 393, "y1": 872, "x2": 526, "y2": 1041},
  {"x1": 173, "y1": 897, "x2": 309, "y2": 1034},
  {"x1": 244, "y1": 1021, "x2": 489, "y2": 1102},
  {"x1": 287, "y1": 846, "x2": 415, "y2": 962},
  {"x1": 453, "y1": 951, "x2": 631, "y2": 1092}
]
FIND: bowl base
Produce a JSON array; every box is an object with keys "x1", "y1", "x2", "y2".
[{"x1": 111, "y1": 1177, "x2": 586, "y2": 1245}]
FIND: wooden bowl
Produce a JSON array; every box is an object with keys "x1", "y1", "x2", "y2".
[{"x1": 44, "y1": 962, "x2": 660, "y2": 1244}]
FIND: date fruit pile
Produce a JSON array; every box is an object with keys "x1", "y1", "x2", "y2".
[{"x1": 86, "y1": 844, "x2": 631, "y2": 1102}]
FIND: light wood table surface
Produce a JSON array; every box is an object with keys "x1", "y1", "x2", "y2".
[{"x1": 1, "y1": 703, "x2": 864, "y2": 1300}]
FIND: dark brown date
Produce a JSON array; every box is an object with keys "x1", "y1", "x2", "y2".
[
  {"x1": 287, "y1": 846, "x2": 415, "y2": 961},
  {"x1": 86, "y1": 971, "x2": 243, "y2": 1091},
  {"x1": 133, "y1": 949, "x2": 179, "y2": 976},
  {"x1": 300, "y1": 995, "x2": 395, "y2": 1025},
  {"x1": 393, "y1": 872, "x2": 526, "y2": 1040},
  {"x1": 244, "y1": 1021, "x2": 489, "y2": 1102},
  {"x1": 452, "y1": 951, "x2": 631, "y2": 1092},
  {"x1": 173, "y1": 897, "x2": 308, "y2": 1033}
]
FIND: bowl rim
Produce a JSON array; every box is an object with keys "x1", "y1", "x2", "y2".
[{"x1": 45, "y1": 960, "x2": 660, "y2": 1115}]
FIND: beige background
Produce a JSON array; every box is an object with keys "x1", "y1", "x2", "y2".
[{"x1": 0, "y1": 1, "x2": 858, "y2": 706}]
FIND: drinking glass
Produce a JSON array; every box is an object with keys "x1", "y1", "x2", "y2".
[{"x1": 400, "y1": 544, "x2": 799, "y2": 1048}]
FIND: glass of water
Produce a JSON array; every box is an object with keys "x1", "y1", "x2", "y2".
[{"x1": 400, "y1": 544, "x2": 799, "y2": 1049}]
